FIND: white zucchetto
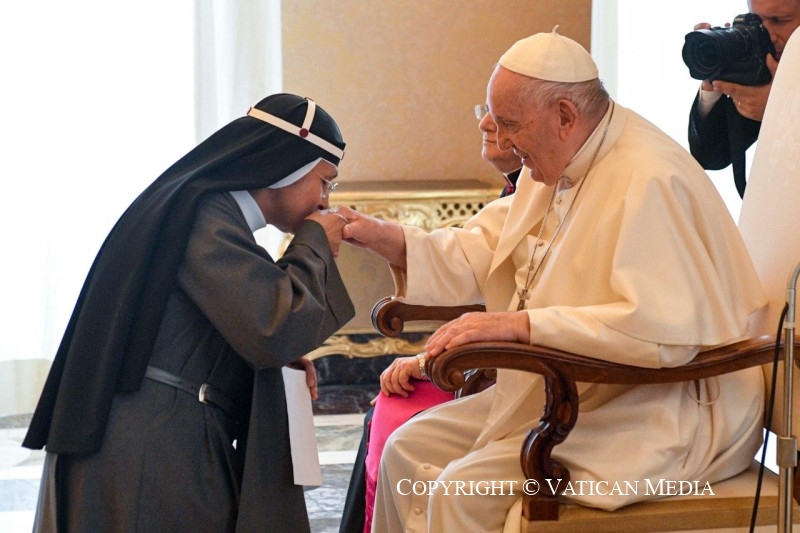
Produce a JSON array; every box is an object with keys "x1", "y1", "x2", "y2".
[{"x1": 499, "y1": 25, "x2": 598, "y2": 82}]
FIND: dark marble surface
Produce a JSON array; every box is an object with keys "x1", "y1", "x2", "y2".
[
  {"x1": 312, "y1": 350, "x2": 394, "y2": 415},
  {"x1": 312, "y1": 332, "x2": 428, "y2": 388},
  {"x1": 314, "y1": 352, "x2": 396, "y2": 386},
  {"x1": 313, "y1": 384, "x2": 380, "y2": 416}
]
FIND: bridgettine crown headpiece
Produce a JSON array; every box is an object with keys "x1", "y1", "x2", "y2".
[{"x1": 247, "y1": 97, "x2": 345, "y2": 159}]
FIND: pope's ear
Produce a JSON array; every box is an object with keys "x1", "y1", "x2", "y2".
[{"x1": 556, "y1": 99, "x2": 579, "y2": 135}]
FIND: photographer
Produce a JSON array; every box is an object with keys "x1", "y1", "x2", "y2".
[{"x1": 687, "y1": 0, "x2": 800, "y2": 197}]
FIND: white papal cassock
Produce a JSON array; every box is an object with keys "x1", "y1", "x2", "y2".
[{"x1": 372, "y1": 102, "x2": 768, "y2": 533}]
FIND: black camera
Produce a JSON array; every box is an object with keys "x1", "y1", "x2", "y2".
[{"x1": 682, "y1": 13, "x2": 776, "y2": 86}]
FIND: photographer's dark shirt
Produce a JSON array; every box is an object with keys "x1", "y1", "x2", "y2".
[{"x1": 688, "y1": 92, "x2": 762, "y2": 198}]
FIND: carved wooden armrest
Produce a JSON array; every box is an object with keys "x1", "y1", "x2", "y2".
[
  {"x1": 371, "y1": 296, "x2": 485, "y2": 337},
  {"x1": 425, "y1": 335, "x2": 783, "y2": 521},
  {"x1": 371, "y1": 296, "x2": 491, "y2": 396}
]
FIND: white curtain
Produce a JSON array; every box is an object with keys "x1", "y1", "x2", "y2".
[
  {"x1": 0, "y1": 1, "x2": 283, "y2": 417},
  {"x1": 194, "y1": 0, "x2": 283, "y2": 142},
  {"x1": 591, "y1": 0, "x2": 751, "y2": 219},
  {"x1": 194, "y1": 0, "x2": 286, "y2": 254}
]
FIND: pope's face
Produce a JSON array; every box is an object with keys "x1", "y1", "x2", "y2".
[{"x1": 487, "y1": 66, "x2": 565, "y2": 186}]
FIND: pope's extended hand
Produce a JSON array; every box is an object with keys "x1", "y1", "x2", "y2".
[{"x1": 339, "y1": 206, "x2": 407, "y2": 269}]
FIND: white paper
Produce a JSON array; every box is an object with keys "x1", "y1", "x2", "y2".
[{"x1": 282, "y1": 366, "x2": 322, "y2": 487}]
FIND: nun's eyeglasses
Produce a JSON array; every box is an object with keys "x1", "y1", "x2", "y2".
[
  {"x1": 474, "y1": 104, "x2": 489, "y2": 120},
  {"x1": 313, "y1": 170, "x2": 338, "y2": 198}
]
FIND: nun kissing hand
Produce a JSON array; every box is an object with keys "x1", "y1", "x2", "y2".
[{"x1": 307, "y1": 208, "x2": 350, "y2": 257}]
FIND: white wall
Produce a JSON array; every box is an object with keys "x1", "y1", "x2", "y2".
[
  {"x1": 592, "y1": 0, "x2": 754, "y2": 220},
  {"x1": 0, "y1": 2, "x2": 195, "y2": 364}
]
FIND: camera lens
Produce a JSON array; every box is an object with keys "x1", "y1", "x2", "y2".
[
  {"x1": 682, "y1": 13, "x2": 775, "y2": 86},
  {"x1": 682, "y1": 28, "x2": 751, "y2": 81},
  {"x1": 682, "y1": 32, "x2": 724, "y2": 79}
]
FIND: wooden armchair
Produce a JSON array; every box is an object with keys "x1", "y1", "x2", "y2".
[{"x1": 371, "y1": 296, "x2": 800, "y2": 531}]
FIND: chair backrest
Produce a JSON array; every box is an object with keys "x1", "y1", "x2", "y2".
[{"x1": 738, "y1": 28, "x2": 800, "y2": 436}]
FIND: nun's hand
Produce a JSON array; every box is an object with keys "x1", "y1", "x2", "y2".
[{"x1": 306, "y1": 208, "x2": 349, "y2": 257}]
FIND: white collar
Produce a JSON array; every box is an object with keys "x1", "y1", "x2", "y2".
[{"x1": 229, "y1": 190, "x2": 267, "y2": 232}]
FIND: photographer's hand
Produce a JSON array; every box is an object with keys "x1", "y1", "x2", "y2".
[{"x1": 712, "y1": 54, "x2": 778, "y2": 122}]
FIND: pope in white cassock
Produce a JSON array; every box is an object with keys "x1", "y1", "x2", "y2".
[{"x1": 341, "y1": 28, "x2": 768, "y2": 533}]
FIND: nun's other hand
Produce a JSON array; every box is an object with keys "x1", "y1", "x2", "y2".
[
  {"x1": 306, "y1": 208, "x2": 349, "y2": 257},
  {"x1": 286, "y1": 356, "x2": 318, "y2": 400}
]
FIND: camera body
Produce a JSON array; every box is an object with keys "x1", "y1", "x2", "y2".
[{"x1": 682, "y1": 13, "x2": 776, "y2": 86}]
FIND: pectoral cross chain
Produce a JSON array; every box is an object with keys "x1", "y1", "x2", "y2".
[{"x1": 517, "y1": 288, "x2": 530, "y2": 311}]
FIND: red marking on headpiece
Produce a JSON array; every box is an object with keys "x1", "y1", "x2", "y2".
[{"x1": 299, "y1": 128, "x2": 309, "y2": 138}]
